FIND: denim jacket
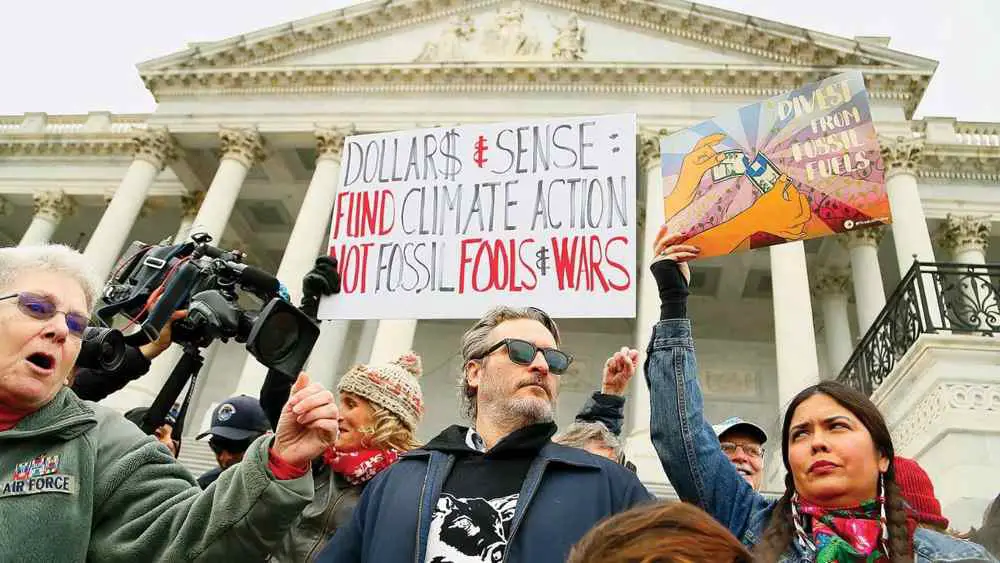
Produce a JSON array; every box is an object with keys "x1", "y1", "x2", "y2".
[{"x1": 645, "y1": 319, "x2": 996, "y2": 563}]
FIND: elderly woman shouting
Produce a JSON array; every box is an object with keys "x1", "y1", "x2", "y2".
[
  {"x1": 643, "y1": 228, "x2": 996, "y2": 562},
  {"x1": 0, "y1": 245, "x2": 339, "y2": 562}
]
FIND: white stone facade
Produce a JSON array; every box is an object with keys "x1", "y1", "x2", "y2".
[{"x1": 1, "y1": 0, "x2": 997, "y2": 530}]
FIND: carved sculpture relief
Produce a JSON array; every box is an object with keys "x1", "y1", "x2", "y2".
[{"x1": 415, "y1": 4, "x2": 587, "y2": 63}]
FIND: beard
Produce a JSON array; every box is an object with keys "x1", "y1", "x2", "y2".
[{"x1": 479, "y1": 373, "x2": 557, "y2": 429}]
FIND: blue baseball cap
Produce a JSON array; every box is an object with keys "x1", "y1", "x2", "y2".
[
  {"x1": 196, "y1": 395, "x2": 271, "y2": 441},
  {"x1": 712, "y1": 417, "x2": 768, "y2": 445}
]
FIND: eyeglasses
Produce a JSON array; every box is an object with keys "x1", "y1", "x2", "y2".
[
  {"x1": 720, "y1": 441, "x2": 764, "y2": 459},
  {"x1": 477, "y1": 338, "x2": 573, "y2": 375},
  {"x1": 0, "y1": 292, "x2": 89, "y2": 338}
]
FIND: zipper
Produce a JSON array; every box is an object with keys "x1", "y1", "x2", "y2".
[
  {"x1": 305, "y1": 469, "x2": 344, "y2": 561},
  {"x1": 500, "y1": 458, "x2": 549, "y2": 563},
  {"x1": 414, "y1": 453, "x2": 454, "y2": 563}
]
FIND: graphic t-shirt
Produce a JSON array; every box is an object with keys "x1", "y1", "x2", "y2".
[{"x1": 423, "y1": 424, "x2": 555, "y2": 563}]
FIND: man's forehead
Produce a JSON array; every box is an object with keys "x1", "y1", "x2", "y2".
[{"x1": 489, "y1": 318, "x2": 557, "y2": 345}]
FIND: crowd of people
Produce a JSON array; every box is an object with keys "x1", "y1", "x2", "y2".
[{"x1": 0, "y1": 232, "x2": 997, "y2": 562}]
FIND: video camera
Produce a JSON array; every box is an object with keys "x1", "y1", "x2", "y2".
[{"x1": 93, "y1": 233, "x2": 319, "y2": 378}]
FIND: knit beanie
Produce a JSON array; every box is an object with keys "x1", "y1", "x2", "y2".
[
  {"x1": 894, "y1": 456, "x2": 949, "y2": 529},
  {"x1": 337, "y1": 351, "x2": 424, "y2": 431}
]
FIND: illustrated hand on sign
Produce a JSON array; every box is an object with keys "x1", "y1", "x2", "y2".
[
  {"x1": 272, "y1": 373, "x2": 340, "y2": 467},
  {"x1": 667, "y1": 133, "x2": 727, "y2": 220},
  {"x1": 602, "y1": 346, "x2": 640, "y2": 396},
  {"x1": 744, "y1": 174, "x2": 812, "y2": 240}
]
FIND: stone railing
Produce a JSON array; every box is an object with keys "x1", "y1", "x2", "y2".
[
  {"x1": 0, "y1": 112, "x2": 148, "y2": 135},
  {"x1": 838, "y1": 261, "x2": 1000, "y2": 396},
  {"x1": 954, "y1": 122, "x2": 1000, "y2": 147}
]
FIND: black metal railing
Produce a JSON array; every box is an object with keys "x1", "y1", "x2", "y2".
[{"x1": 837, "y1": 261, "x2": 1000, "y2": 395}]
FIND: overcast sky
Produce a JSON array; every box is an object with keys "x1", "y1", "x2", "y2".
[{"x1": 1, "y1": 0, "x2": 996, "y2": 121}]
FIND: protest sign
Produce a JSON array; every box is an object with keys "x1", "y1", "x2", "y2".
[
  {"x1": 318, "y1": 114, "x2": 637, "y2": 320},
  {"x1": 660, "y1": 71, "x2": 889, "y2": 258}
]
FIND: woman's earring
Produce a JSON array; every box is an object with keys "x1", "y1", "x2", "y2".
[{"x1": 879, "y1": 473, "x2": 890, "y2": 554}]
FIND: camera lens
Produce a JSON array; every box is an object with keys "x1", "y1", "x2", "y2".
[{"x1": 256, "y1": 310, "x2": 299, "y2": 362}]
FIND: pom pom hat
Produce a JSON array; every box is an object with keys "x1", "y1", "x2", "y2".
[{"x1": 337, "y1": 352, "x2": 425, "y2": 431}]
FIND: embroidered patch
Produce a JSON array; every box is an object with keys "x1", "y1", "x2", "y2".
[
  {"x1": 0, "y1": 475, "x2": 76, "y2": 497},
  {"x1": 217, "y1": 404, "x2": 236, "y2": 422},
  {"x1": 13, "y1": 454, "x2": 60, "y2": 481}
]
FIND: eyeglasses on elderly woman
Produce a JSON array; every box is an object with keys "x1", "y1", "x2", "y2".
[{"x1": 0, "y1": 292, "x2": 89, "y2": 337}]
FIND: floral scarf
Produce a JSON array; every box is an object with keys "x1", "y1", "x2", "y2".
[
  {"x1": 794, "y1": 498, "x2": 890, "y2": 563},
  {"x1": 323, "y1": 448, "x2": 400, "y2": 485}
]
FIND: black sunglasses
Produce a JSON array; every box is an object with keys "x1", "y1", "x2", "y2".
[
  {"x1": 477, "y1": 338, "x2": 573, "y2": 375},
  {"x1": 0, "y1": 292, "x2": 89, "y2": 337}
]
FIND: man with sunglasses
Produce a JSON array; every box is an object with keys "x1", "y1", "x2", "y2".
[
  {"x1": 0, "y1": 244, "x2": 341, "y2": 562},
  {"x1": 319, "y1": 306, "x2": 651, "y2": 563}
]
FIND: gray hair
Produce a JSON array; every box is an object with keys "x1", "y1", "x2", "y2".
[
  {"x1": 553, "y1": 421, "x2": 622, "y2": 458},
  {"x1": 0, "y1": 245, "x2": 102, "y2": 312},
  {"x1": 458, "y1": 306, "x2": 562, "y2": 420}
]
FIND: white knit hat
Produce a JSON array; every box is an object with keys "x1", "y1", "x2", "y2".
[{"x1": 337, "y1": 351, "x2": 424, "y2": 431}]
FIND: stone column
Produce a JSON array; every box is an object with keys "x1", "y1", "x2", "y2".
[
  {"x1": 841, "y1": 227, "x2": 887, "y2": 335},
  {"x1": 235, "y1": 127, "x2": 351, "y2": 396},
  {"x1": 812, "y1": 270, "x2": 854, "y2": 375},
  {"x1": 174, "y1": 191, "x2": 205, "y2": 243},
  {"x1": 880, "y1": 136, "x2": 935, "y2": 275},
  {"x1": 306, "y1": 321, "x2": 352, "y2": 389},
  {"x1": 84, "y1": 129, "x2": 176, "y2": 280},
  {"x1": 354, "y1": 320, "x2": 380, "y2": 364},
  {"x1": 624, "y1": 131, "x2": 670, "y2": 486},
  {"x1": 936, "y1": 214, "x2": 994, "y2": 331},
  {"x1": 937, "y1": 214, "x2": 991, "y2": 265},
  {"x1": 770, "y1": 242, "x2": 821, "y2": 408},
  {"x1": 368, "y1": 320, "x2": 419, "y2": 365},
  {"x1": 19, "y1": 190, "x2": 75, "y2": 245},
  {"x1": 188, "y1": 129, "x2": 265, "y2": 243}
]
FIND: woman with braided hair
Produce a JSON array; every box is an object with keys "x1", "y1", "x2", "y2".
[{"x1": 643, "y1": 226, "x2": 995, "y2": 562}]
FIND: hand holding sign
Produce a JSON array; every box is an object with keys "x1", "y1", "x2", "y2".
[{"x1": 743, "y1": 175, "x2": 812, "y2": 240}]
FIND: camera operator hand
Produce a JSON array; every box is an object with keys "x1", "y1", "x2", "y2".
[
  {"x1": 139, "y1": 310, "x2": 187, "y2": 360},
  {"x1": 299, "y1": 256, "x2": 341, "y2": 320},
  {"x1": 272, "y1": 373, "x2": 339, "y2": 467}
]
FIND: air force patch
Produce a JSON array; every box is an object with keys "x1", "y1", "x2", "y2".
[{"x1": 1, "y1": 453, "x2": 76, "y2": 497}]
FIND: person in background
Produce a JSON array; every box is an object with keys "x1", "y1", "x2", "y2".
[
  {"x1": 567, "y1": 501, "x2": 753, "y2": 563},
  {"x1": 123, "y1": 406, "x2": 180, "y2": 457},
  {"x1": 318, "y1": 306, "x2": 651, "y2": 563},
  {"x1": 266, "y1": 352, "x2": 425, "y2": 563},
  {"x1": 643, "y1": 227, "x2": 996, "y2": 562},
  {"x1": 0, "y1": 244, "x2": 341, "y2": 562},
  {"x1": 713, "y1": 416, "x2": 768, "y2": 491},
  {"x1": 194, "y1": 395, "x2": 272, "y2": 489},
  {"x1": 893, "y1": 456, "x2": 951, "y2": 534},
  {"x1": 554, "y1": 420, "x2": 623, "y2": 461},
  {"x1": 970, "y1": 493, "x2": 1000, "y2": 558}
]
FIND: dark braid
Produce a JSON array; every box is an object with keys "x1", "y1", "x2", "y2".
[
  {"x1": 751, "y1": 474, "x2": 796, "y2": 562},
  {"x1": 884, "y1": 473, "x2": 915, "y2": 562}
]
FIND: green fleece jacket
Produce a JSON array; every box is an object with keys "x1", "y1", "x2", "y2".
[{"x1": 0, "y1": 387, "x2": 314, "y2": 562}]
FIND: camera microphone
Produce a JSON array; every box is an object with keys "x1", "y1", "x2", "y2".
[{"x1": 237, "y1": 264, "x2": 281, "y2": 295}]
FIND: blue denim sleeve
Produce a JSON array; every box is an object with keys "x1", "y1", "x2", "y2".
[{"x1": 645, "y1": 318, "x2": 769, "y2": 539}]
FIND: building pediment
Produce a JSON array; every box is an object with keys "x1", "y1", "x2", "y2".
[{"x1": 137, "y1": 0, "x2": 938, "y2": 115}]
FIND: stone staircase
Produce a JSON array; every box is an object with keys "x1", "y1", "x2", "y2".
[{"x1": 176, "y1": 436, "x2": 217, "y2": 478}]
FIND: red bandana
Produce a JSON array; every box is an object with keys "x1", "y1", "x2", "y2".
[{"x1": 323, "y1": 448, "x2": 400, "y2": 485}]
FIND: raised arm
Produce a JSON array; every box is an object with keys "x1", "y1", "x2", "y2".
[{"x1": 643, "y1": 228, "x2": 770, "y2": 538}]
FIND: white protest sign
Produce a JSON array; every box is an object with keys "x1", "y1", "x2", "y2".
[{"x1": 317, "y1": 114, "x2": 637, "y2": 320}]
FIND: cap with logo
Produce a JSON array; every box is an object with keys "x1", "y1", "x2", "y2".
[
  {"x1": 712, "y1": 416, "x2": 768, "y2": 445},
  {"x1": 195, "y1": 395, "x2": 271, "y2": 441}
]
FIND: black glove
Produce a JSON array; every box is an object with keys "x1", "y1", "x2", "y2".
[
  {"x1": 650, "y1": 259, "x2": 689, "y2": 320},
  {"x1": 300, "y1": 256, "x2": 341, "y2": 320}
]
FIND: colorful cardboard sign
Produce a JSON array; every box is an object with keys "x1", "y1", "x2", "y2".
[{"x1": 660, "y1": 71, "x2": 890, "y2": 258}]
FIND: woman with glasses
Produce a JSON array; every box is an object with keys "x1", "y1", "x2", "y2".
[
  {"x1": 0, "y1": 244, "x2": 341, "y2": 563},
  {"x1": 642, "y1": 228, "x2": 996, "y2": 562}
]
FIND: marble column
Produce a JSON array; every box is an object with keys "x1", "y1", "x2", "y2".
[
  {"x1": 354, "y1": 320, "x2": 380, "y2": 364},
  {"x1": 188, "y1": 128, "x2": 266, "y2": 243},
  {"x1": 880, "y1": 136, "x2": 935, "y2": 275},
  {"x1": 936, "y1": 214, "x2": 994, "y2": 331},
  {"x1": 624, "y1": 131, "x2": 670, "y2": 485},
  {"x1": 19, "y1": 190, "x2": 75, "y2": 246},
  {"x1": 235, "y1": 127, "x2": 352, "y2": 396},
  {"x1": 812, "y1": 270, "x2": 854, "y2": 375},
  {"x1": 841, "y1": 227, "x2": 887, "y2": 335},
  {"x1": 173, "y1": 191, "x2": 205, "y2": 243},
  {"x1": 937, "y1": 214, "x2": 991, "y2": 265},
  {"x1": 770, "y1": 242, "x2": 821, "y2": 408},
  {"x1": 84, "y1": 129, "x2": 176, "y2": 281},
  {"x1": 368, "y1": 320, "x2": 419, "y2": 365}
]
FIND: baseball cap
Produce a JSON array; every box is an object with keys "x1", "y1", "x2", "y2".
[
  {"x1": 195, "y1": 395, "x2": 271, "y2": 441},
  {"x1": 712, "y1": 417, "x2": 768, "y2": 445}
]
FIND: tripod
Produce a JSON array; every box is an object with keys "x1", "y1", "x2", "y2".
[{"x1": 141, "y1": 344, "x2": 205, "y2": 442}]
